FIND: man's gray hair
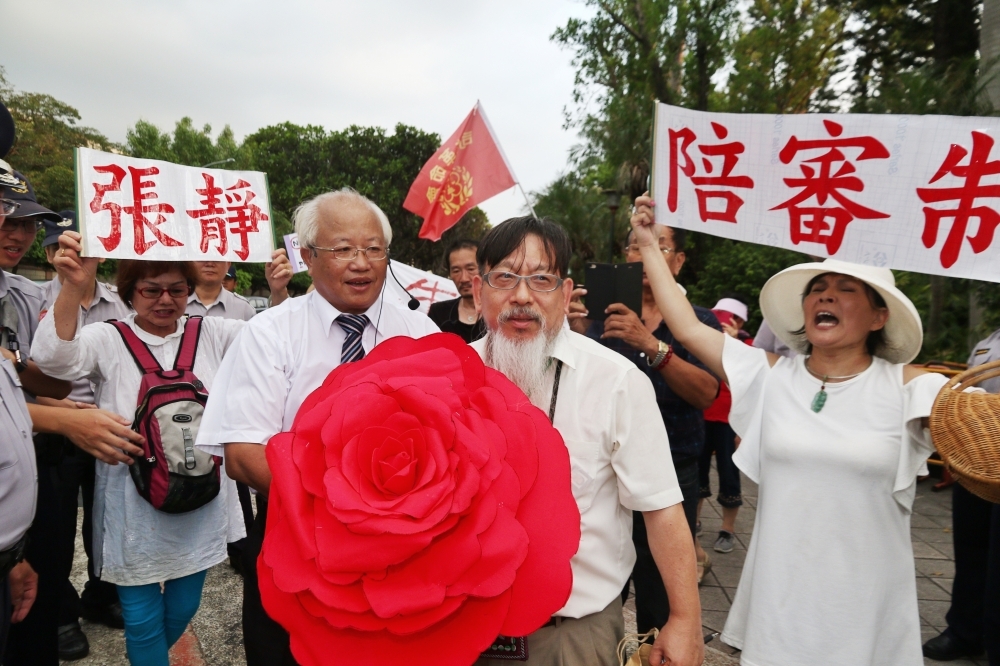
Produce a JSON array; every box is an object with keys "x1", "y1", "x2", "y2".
[{"x1": 293, "y1": 188, "x2": 393, "y2": 249}]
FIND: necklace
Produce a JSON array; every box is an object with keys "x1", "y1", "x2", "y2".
[
  {"x1": 459, "y1": 301, "x2": 476, "y2": 324},
  {"x1": 804, "y1": 358, "x2": 869, "y2": 413}
]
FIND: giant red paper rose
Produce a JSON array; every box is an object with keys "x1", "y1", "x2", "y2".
[{"x1": 259, "y1": 333, "x2": 580, "y2": 666}]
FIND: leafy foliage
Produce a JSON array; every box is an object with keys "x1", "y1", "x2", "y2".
[{"x1": 0, "y1": 67, "x2": 120, "y2": 275}]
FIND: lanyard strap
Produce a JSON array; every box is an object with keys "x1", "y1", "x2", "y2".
[{"x1": 548, "y1": 360, "x2": 564, "y2": 423}]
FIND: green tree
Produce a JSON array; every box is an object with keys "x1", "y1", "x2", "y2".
[
  {"x1": 533, "y1": 169, "x2": 618, "y2": 280},
  {"x1": 126, "y1": 117, "x2": 240, "y2": 168},
  {"x1": 0, "y1": 67, "x2": 119, "y2": 272},
  {"x1": 243, "y1": 121, "x2": 491, "y2": 280},
  {"x1": 723, "y1": 0, "x2": 848, "y2": 113}
]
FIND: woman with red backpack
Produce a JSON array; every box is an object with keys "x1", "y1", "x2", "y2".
[{"x1": 32, "y1": 232, "x2": 248, "y2": 666}]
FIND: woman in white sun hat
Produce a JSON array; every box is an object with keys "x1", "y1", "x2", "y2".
[{"x1": 629, "y1": 195, "x2": 947, "y2": 666}]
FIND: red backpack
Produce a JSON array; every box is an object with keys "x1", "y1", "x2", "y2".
[{"x1": 111, "y1": 316, "x2": 222, "y2": 514}]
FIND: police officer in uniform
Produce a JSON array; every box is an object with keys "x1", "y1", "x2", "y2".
[
  {"x1": 0, "y1": 99, "x2": 39, "y2": 659},
  {"x1": 922, "y1": 328, "x2": 1000, "y2": 665}
]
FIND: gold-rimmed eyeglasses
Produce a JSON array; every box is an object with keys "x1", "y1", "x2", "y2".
[
  {"x1": 310, "y1": 245, "x2": 388, "y2": 261},
  {"x1": 624, "y1": 244, "x2": 675, "y2": 256}
]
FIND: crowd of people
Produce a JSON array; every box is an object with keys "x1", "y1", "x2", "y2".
[{"x1": 1, "y1": 93, "x2": 999, "y2": 666}]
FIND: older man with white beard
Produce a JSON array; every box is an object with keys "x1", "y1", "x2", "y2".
[{"x1": 470, "y1": 216, "x2": 703, "y2": 666}]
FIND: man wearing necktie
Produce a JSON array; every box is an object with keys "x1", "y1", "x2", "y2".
[{"x1": 196, "y1": 188, "x2": 439, "y2": 665}]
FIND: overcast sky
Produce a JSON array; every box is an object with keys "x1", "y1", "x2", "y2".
[{"x1": 0, "y1": 0, "x2": 594, "y2": 224}]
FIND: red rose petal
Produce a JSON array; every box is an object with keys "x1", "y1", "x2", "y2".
[
  {"x1": 448, "y1": 505, "x2": 529, "y2": 599},
  {"x1": 311, "y1": 500, "x2": 459, "y2": 572},
  {"x1": 497, "y1": 410, "x2": 580, "y2": 636}
]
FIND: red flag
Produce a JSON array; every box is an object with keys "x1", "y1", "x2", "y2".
[{"x1": 404, "y1": 102, "x2": 517, "y2": 241}]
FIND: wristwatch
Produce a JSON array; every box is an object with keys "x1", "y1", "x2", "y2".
[{"x1": 647, "y1": 341, "x2": 671, "y2": 368}]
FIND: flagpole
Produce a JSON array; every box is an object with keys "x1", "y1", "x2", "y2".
[
  {"x1": 476, "y1": 101, "x2": 540, "y2": 220},
  {"x1": 518, "y1": 182, "x2": 539, "y2": 220}
]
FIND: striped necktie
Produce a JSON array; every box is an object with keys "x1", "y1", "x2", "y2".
[{"x1": 336, "y1": 314, "x2": 370, "y2": 363}]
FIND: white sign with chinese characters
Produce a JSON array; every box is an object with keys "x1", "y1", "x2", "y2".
[
  {"x1": 76, "y1": 148, "x2": 274, "y2": 262},
  {"x1": 385, "y1": 260, "x2": 458, "y2": 315},
  {"x1": 651, "y1": 104, "x2": 1000, "y2": 282}
]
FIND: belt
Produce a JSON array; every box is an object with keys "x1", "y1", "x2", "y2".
[
  {"x1": 542, "y1": 616, "x2": 567, "y2": 628},
  {"x1": 0, "y1": 534, "x2": 28, "y2": 580}
]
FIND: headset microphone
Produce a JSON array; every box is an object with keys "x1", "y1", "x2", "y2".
[{"x1": 388, "y1": 260, "x2": 421, "y2": 310}]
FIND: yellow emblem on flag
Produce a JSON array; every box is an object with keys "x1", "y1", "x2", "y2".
[
  {"x1": 439, "y1": 166, "x2": 473, "y2": 215},
  {"x1": 429, "y1": 165, "x2": 447, "y2": 183}
]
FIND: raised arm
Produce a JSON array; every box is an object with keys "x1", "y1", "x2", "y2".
[
  {"x1": 50, "y1": 231, "x2": 98, "y2": 342},
  {"x1": 630, "y1": 195, "x2": 728, "y2": 383}
]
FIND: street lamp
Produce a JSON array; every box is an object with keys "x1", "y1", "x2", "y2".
[
  {"x1": 602, "y1": 188, "x2": 621, "y2": 263},
  {"x1": 200, "y1": 158, "x2": 236, "y2": 168}
]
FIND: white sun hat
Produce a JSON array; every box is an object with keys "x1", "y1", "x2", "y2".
[{"x1": 758, "y1": 259, "x2": 923, "y2": 364}]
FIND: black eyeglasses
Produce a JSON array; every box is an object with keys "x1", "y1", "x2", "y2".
[
  {"x1": 0, "y1": 214, "x2": 42, "y2": 235},
  {"x1": 134, "y1": 285, "x2": 193, "y2": 299},
  {"x1": 483, "y1": 271, "x2": 563, "y2": 292}
]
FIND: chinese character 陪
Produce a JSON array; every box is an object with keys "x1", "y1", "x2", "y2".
[
  {"x1": 916, "y1": 131, "x2": 1000, "y2": 268},
  {"x1": 186, "y1": 173, "x2": 228, "y2": 256},
  {"x1": 770, "y1": 119, "x2": 890, "y2": 254},
  {"x1": 224, "y1": 180, "x2": 268, "y2": 261},
  {"x1": 667, "y1": 123, "x2": 754, "y2": 224}
]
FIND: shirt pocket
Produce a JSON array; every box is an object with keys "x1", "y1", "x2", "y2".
[{"x1": 568, "y1": 440, "x2": 601, "y2": 513}]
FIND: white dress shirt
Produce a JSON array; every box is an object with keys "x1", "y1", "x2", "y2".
[
  {"x1": 471, "y1": 327, "x2": 683, "y2": 618},
  {"x1": 31, "y1": 313, "x2": 247, "y2": 585},
  {"x1": 197, "y1": 290, "x2": 440, "y2": 454}
]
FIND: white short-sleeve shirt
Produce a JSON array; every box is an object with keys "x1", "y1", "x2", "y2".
[
  {"x1": 197, "y1": 290, "x2": 440, "y2": 454},
  {"x1": 471, "y1": 328, "x2": 683, "y2": 618}
]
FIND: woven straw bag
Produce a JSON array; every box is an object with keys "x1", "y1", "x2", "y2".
[{"x1": 930, "y1": 359, "x2": 1000, "y2": 503}]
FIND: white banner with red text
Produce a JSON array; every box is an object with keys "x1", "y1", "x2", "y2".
[
  {"x1": 75, "y1": 148, "x2": 274, "y2": 262},
  {"x1": 651, "y1": 104, "x2": 1000, "y2": 282}
]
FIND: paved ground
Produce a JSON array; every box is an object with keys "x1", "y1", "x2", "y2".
[{"x1": 63, "y1": 462, "x2": 976, "y2": 665}]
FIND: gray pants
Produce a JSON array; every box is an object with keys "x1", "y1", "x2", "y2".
[{"x1": 476, "y1": 597, "x2": 624, "y2": 666}]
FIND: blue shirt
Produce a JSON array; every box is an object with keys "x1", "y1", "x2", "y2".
[{"x1": 586, "y1": 304, "x2": 721, "y2": 463}]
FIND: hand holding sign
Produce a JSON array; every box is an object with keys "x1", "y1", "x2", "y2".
[{"x1": 54, "y1": 231, "x2": 98, "y2": 289}]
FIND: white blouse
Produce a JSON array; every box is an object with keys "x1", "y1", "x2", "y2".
[
  {"x1": 32, "y1": 313, "x2": 247, "y2": 586},
  {"x1": 720, "y1": 335, "x2": 947, "y2": 666}
]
